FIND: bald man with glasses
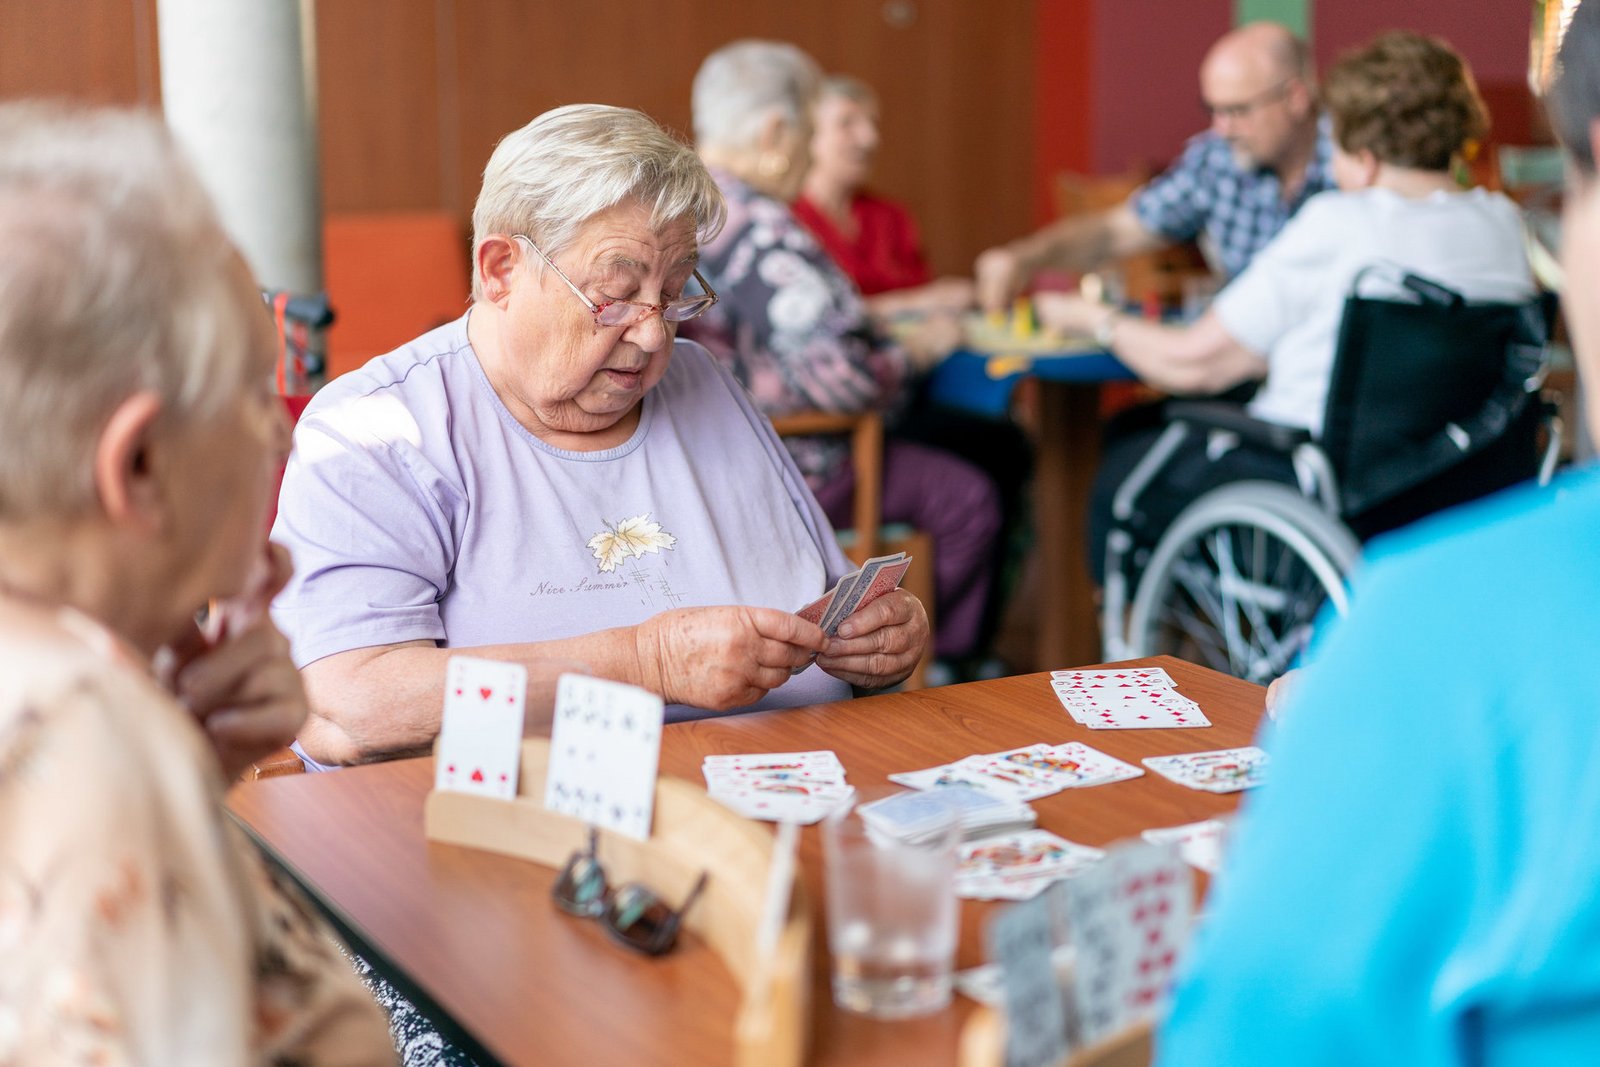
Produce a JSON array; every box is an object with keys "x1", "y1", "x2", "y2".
[{"x1": 976, "y1": 21, "x2": 1333, "y2": 310}]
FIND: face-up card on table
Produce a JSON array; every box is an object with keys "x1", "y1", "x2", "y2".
[
  {"x1": 986, "y1": 894, "x2": 1070, "y2": 1067},
  {"x1": 544, "y1": 674, "x2": 664, "y2": 841},
  {"x1": 435, "y1": 656, "x2": 528, "y2": 801},
  {"x1": 1062, "y1": 840, "x2": 1192, "y2": 1046},
  {"x1": 1143, "y1": 747, "x2": 1267, "y2": 792}
]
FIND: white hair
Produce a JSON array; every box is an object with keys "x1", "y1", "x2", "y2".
[
  {"x1": 691, "y1": 40, "x2": 822, "y2": 153},
  {"x1": 470, "y1": 104, "x2": 725, "y2": 300},
  {"x1": 0, "y1": 102, "x2": 256, "y2": 520}
]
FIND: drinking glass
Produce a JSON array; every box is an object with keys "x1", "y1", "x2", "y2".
[{"x1": 821, "y1": 790, "x2": 960, "y2": 1019}]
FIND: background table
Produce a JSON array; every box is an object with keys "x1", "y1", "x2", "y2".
[
  {"x1": 930, "y1": 347, "x2": 1136, "y2": 669},
  {"x1": 228, "y1": 657, "x2": 1264, "y2": 1067}
]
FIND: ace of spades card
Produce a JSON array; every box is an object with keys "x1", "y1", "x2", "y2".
[
  {"x1": 435, "y1": 656, "x2": 529, "y2": 800},
  {"x1": 544, "y1": 674, "x2": 664, "y2": 842}
]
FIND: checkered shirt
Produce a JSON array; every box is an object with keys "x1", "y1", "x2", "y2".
[{"x1": 1132, "y1": 118, "x2": 1335, "y2": 279}]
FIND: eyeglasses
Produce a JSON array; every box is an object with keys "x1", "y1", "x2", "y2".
[
  {"x1": 513, "y1": 234, "x2": 718, "y2": 329},
  {"x1": 1204, "y1": 80, "x2": 1292, "y2": 122},
  {"x1": 552, "y1": 826, "x2": 709, "y2": 956}
]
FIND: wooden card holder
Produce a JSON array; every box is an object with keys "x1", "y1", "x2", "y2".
[{"x1": 423, "y1": 737, "x2": 811, "y2": 1067}]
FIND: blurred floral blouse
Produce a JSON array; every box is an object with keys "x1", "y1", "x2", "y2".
[
  {"x1": 0, "y1": 602, "x2": 393, "y2": 1065},
  {"x1": 681, "y1": 167, "x2": 911, "y2": 489}
]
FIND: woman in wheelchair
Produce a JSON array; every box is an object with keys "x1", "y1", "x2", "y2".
[{"x1": 1038, "y1": 30, "x2": 1535, "y2": 582}]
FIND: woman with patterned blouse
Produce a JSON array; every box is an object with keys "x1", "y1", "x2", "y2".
[
  {"x1": 0, "y1": 104, "x2": 392, "y2": 1064},
  {"x1": 682, "y1": 40, "x2": 1003, "y2": 665}
]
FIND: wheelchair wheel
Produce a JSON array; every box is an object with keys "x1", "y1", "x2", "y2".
[{"x1": 1125, "y1": 481, "x2": 1361, "y2": 684}]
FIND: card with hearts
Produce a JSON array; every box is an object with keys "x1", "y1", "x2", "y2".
[{"x1": 435, "y1": 656, "x2": 528, "y2": 801}]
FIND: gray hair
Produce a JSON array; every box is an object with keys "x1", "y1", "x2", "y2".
[
  {"x1": 470, "y1": 104, "x2": 725, "y2": 300},
  {"x1": 819, "y1": 74, "x2": 878, "y2": 111},
  {"x1": 0, "y1": 102, "x2": 256, "y2": 520},
  {"x1": 691, "y1": 40, "x2": 822, "y2": 153}
]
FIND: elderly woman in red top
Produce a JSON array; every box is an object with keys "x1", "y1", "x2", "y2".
[{"x1": 793, "y1": 74, "x2": 974, "y2": 321}]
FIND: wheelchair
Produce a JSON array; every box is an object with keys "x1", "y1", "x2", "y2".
[{"x1": 1100, "y1": 268, "x2": 1560, "y2": 684}]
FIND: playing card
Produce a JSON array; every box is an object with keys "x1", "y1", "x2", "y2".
[
  {"x1": 703, "y1": 750, "x2": 852, "y2": 825},
  {"x1": 1028, "y1": 742, "x2": 1145, "y2": 788},
  {"x1": 956, "y1": 830, "x2": 1105, "y2": 901},
  {"x1": 1141, "y1": 819, "x2": 1229, "y2": 874},
  {"x1": 544, "y1": 674, "x2": 664, "y2": 841},
  {"x1": 987, "y1": 894, "x2": 1070, "y2": 1067},
  {"x1": 849, "y1": 555, "x2": 912, "y2": 616},
  {"x1": 1074, "y1": 689, "x2": 1211, "y2": 730},
  {"x1": 1142, "y1": 747, "x2": 1268, "y2": 793},
  {"x1": 434, "y1": 656, "x2": 528, "y2": 800},
  {"x1": 1050, "y1": 667, "x2": 1177, "y2": 690},
  {"x1": 1062, "y1": 840, "x2": 1192, "y2": 1045}
]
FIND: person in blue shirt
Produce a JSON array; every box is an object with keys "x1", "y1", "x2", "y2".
[
  {"x1": 1157, "y1": 5, "x2": 1600, "y2": 1062},
  {"x1": 974, "y1": 21, "x2": 1334, "y2": 311}
]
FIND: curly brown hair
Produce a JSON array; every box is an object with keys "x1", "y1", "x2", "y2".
[{"x1": 1323, "y1": 30, "x2": 1489, "y2": 172}]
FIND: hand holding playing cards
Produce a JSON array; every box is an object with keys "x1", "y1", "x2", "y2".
[
  {"x1": 165, "y1": 543, "x2": 307, "y2": 780},
  {"x1": 816, "y1": 587, "x2": 929, "y2": 690},
  {"x1": 635, "y1": 605, "x2": 827, "y2": 710}
]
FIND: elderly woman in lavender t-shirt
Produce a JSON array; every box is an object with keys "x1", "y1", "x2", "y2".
[{"x1": 271, "y1": 104, "x2": 929, "y2": 767}]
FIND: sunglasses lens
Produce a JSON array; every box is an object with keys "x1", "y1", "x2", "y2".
[
  {"x1": 603, "y1": 885, "x2": 678, "y2": 955},
  {"x1": 552, "y1": 853, "x2": 608, "y2": 916}
]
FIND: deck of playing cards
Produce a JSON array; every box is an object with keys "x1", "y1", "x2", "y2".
[
  {"x1": 857, "y1": 784, "x2": 1036, "y2": 844},
  {"x1": 956, "y1": 828, "x2": 1106, "y2": 901},
  {"x1": 1051, "y1": 667, "x2": 1211, "y2": 730},
  {"x1": 1142, "y1": 747, "x2": 1267, "y2": 793},
  {"x1": 889, "y1": 742, "x2": 1143, "y2": 802},
  {"x1": 701, "y1": 750, "x2": 853, "y2": 824}
]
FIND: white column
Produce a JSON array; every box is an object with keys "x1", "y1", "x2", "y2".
[{"x1": 157, "y1": 0, "x2": 321, "y2": 295}]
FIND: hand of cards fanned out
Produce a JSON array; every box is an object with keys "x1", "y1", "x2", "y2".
[
  {"x1": 888, "y1": 742, "x2": 1143, "y2": 802},
  {"x1": 1050, "y1": 667, "x2": 1210, "y2": 729},
  {"x1": 701, "y1": 750, "x2": 853, "y2": 825},
  {"x1": 791, "y1": 551, "x2": 912, "y2": 672}
]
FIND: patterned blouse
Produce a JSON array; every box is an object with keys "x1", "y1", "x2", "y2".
[
  {"x1": 0, "y1": 599, "x2": 393, "y2": 1065},
  {"x1": 681, "y1": 168, "x2": 911, "y2": 488}
]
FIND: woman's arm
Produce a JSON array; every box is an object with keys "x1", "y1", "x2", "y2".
[
  {"x1": 297, "y1": 606, "x2": 829, "y2": 765},
  {"x1": 1035, "y1": 293, "x2": 1268, "y2": 396}
]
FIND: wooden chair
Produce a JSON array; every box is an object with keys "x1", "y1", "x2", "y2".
[{"x1": 768, "y1": 410, "x2": 936, "y2": 690}]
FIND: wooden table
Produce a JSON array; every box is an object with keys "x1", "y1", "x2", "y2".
[
  {"x1": 228, "y1": 657, "x2": 1264, "y2": 1067},
  {"x1": 928, "y1": 349, "x2": 1136, "y2": 670}
]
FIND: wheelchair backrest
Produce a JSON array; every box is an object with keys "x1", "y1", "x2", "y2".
[{"x1": 1317, "y1": 269, "x2": 1550, "y2": 533}]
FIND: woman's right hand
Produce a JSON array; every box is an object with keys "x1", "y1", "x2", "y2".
[{"x1": 634, "y1": 606, "x2": 827, "y2": 710}]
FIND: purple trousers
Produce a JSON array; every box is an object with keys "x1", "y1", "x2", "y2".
[{"x1": 811, "y1": 438, "x2": 1001, "y2": 659}]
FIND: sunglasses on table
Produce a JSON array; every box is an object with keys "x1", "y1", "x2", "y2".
[{"x1": 552, "y1": 826, "x2": 709, "y2": 956}]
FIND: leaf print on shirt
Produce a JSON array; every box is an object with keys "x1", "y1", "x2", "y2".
[{"x1": 586, "y1": 515, "x2": 678, "y2": 574}]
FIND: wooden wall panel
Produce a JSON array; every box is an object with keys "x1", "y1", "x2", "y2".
[
  {"x1": 0, "y1": 1, "x2": 1036, "y2": 275},
  {"x1": 0, "y1": 0, "x2": 159, "y2": 106},
  {"x1": 316, "y1": 0, "x2": 446, "y2": 212}
]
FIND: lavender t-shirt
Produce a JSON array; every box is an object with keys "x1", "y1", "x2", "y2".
[{"x1": 270, "y1": 315, "x2": 854, "y2": 721}]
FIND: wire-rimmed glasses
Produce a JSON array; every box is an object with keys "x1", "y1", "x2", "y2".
[
  {"x1": 1203, "y1": 79, "x2": 1293, "y2": 122},
  {"x1": 552, "y1": 826, "x2": 709, "y2": 956},
  {"x1": 512, "y1": 234, "x2": 718, "y2": 329}
]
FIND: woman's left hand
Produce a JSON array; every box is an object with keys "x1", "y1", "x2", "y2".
[
  {"x1": 165, "y1": 543, "x2": 309, "y2": 780},
  {"x1": 816, "y1": 588, "x2": 930, "y2": 689}
]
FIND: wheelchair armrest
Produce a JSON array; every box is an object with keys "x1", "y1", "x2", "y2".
[{"x1": 1164, "y1": 401, "x2": 1313, "y2": 454}]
